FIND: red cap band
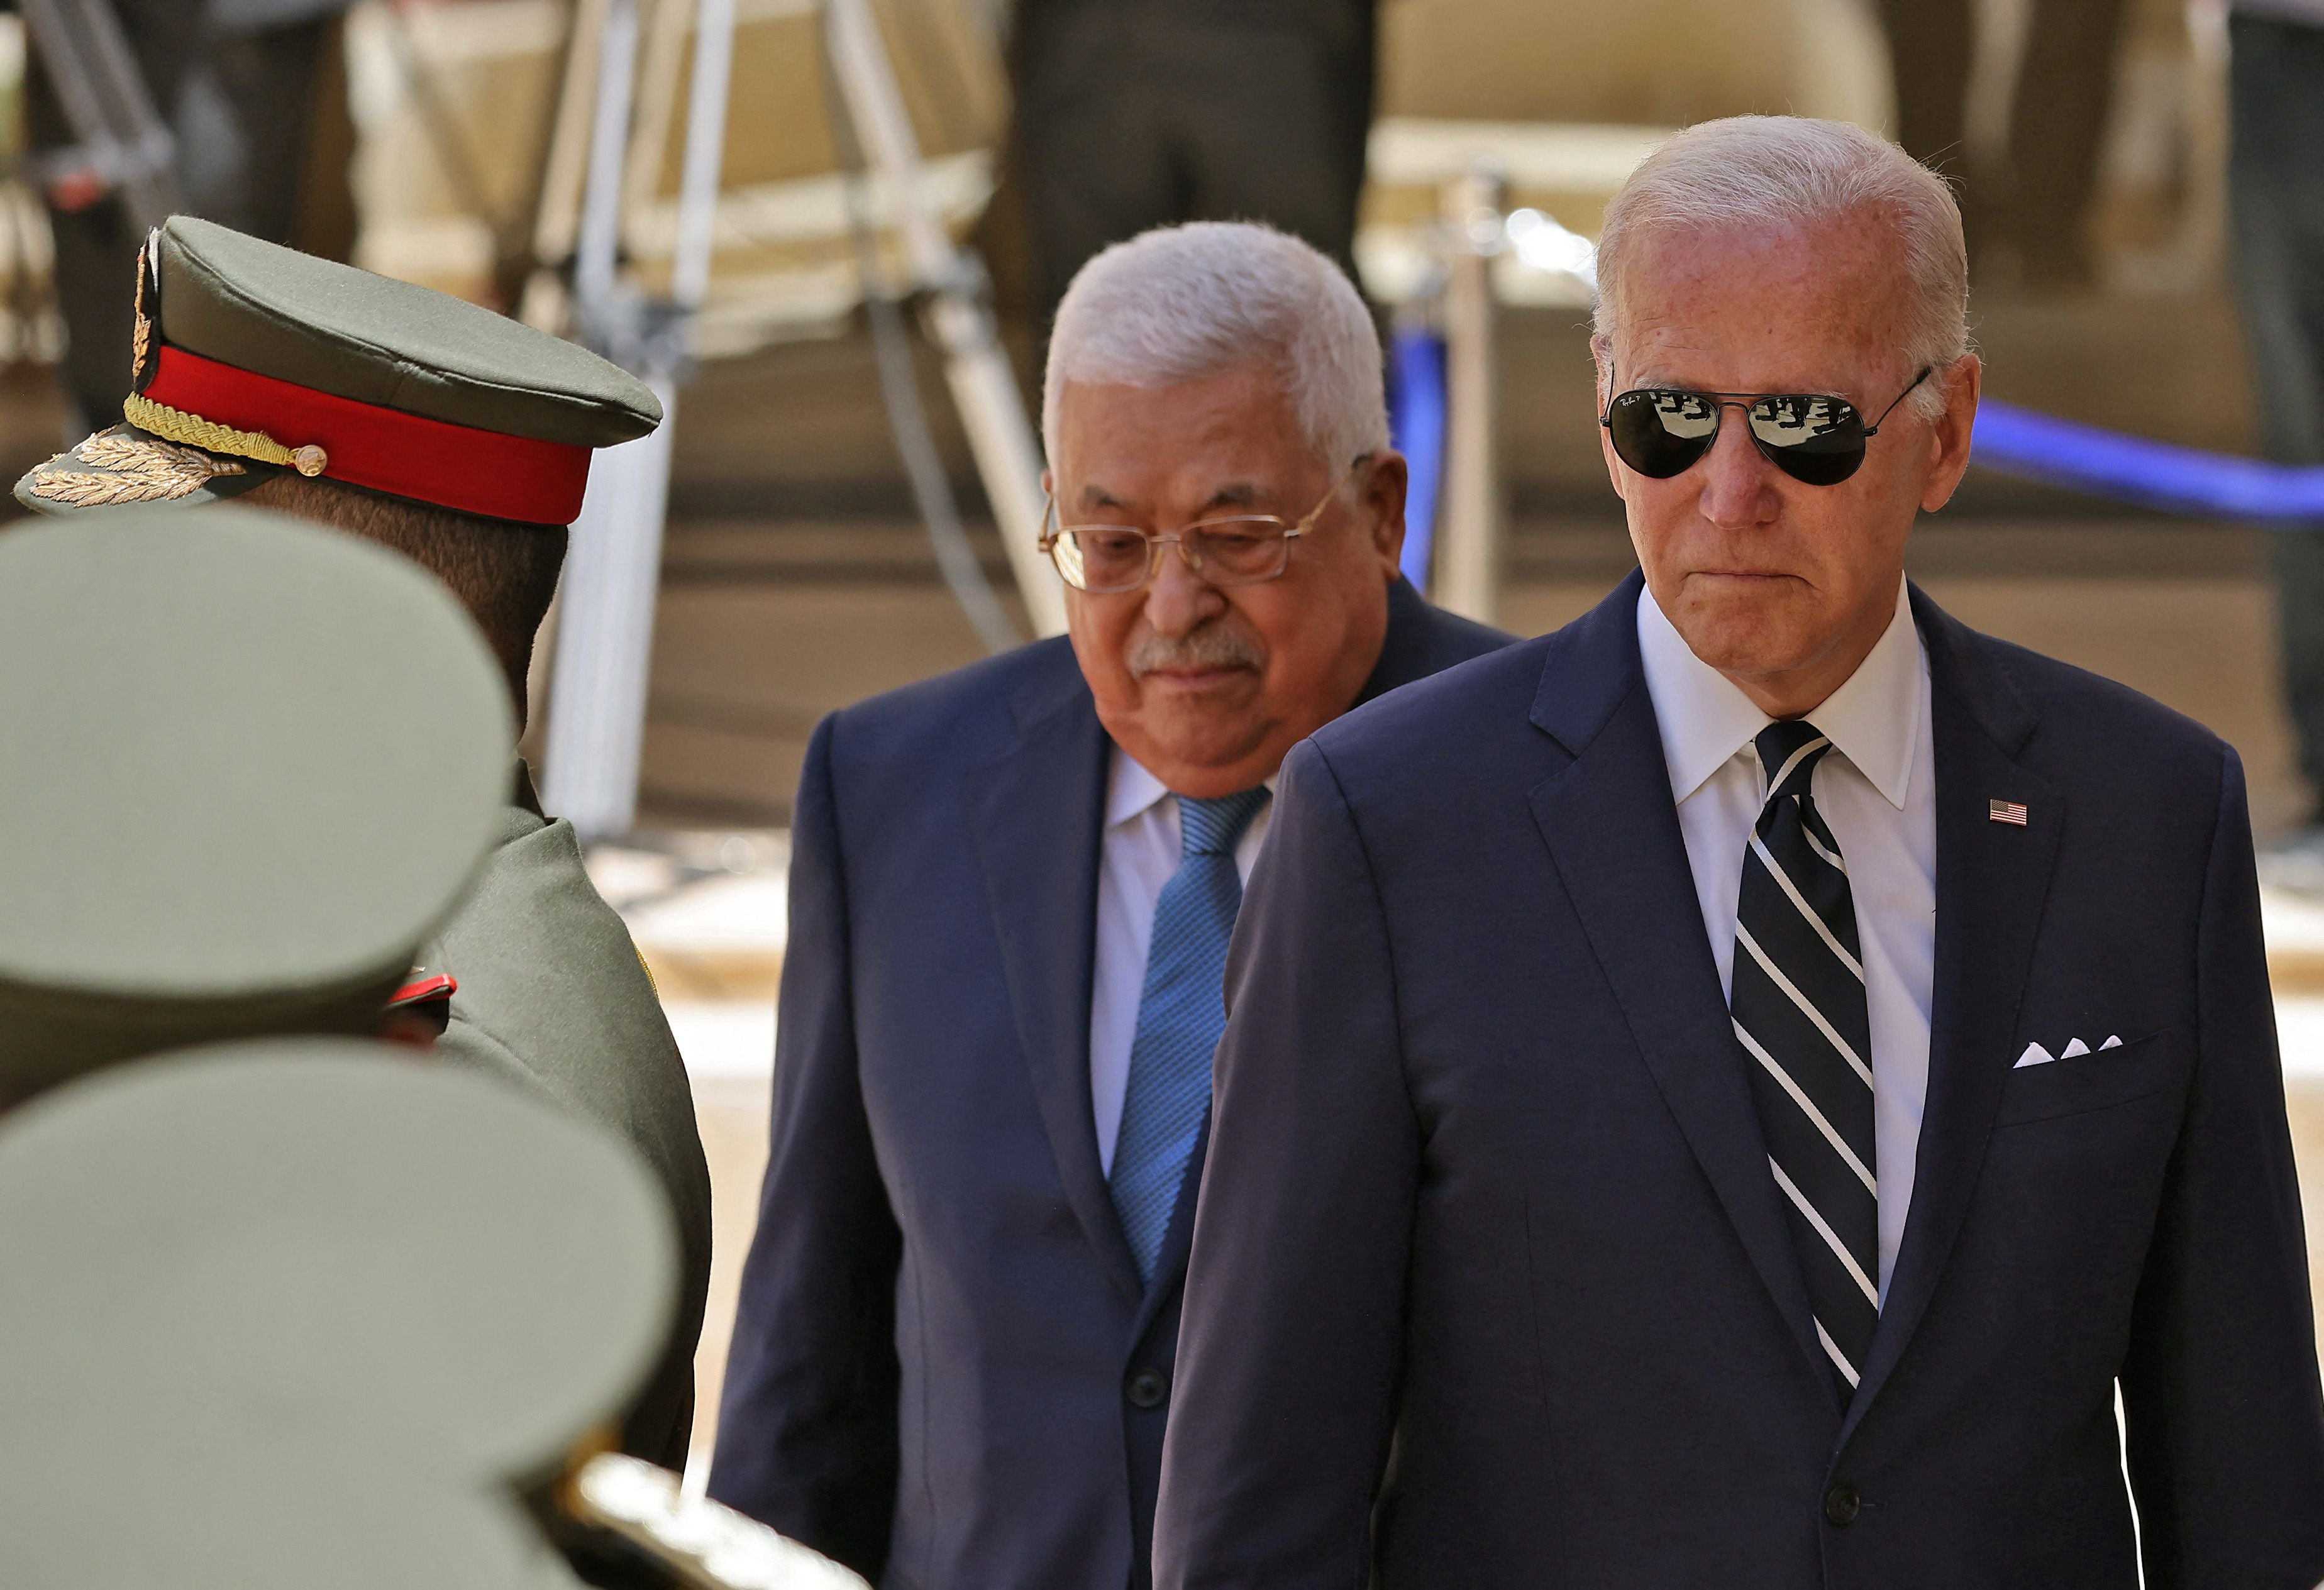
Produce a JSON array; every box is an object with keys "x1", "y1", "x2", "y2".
[{"x1": 141, "y1": 345, "x2": 594, "y2": 525}]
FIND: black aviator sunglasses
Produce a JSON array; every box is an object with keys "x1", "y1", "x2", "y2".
[{"x1": 1601, "y1": 366, "x2": 1933, "y2": 486}]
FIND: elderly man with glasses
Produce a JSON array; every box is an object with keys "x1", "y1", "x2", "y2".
[
  {"x1": 707, "y1": 221, "x2": 1507, "y2": 1590},
  {"x1": 1155, "y1": 117, "x2": 2324, "y2": 1589}
]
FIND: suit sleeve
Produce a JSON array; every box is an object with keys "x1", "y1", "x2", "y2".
[
  {"x1": 706, "y1": 713, "x2": 902, "y2": 1581},
  {"x1": 1153, "y1": 738, "x2": 1420, "y2": 1590},
  {"x1": 2121, "y1": 746, "x2": 2324, "y2": 1587}
]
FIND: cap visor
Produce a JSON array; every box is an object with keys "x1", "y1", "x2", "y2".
[{"x1": 12, "y1": 422, "x2": 278, "y2": 517}]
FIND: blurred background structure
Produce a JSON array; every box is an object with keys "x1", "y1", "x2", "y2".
[
  {"x1": 0, "y1": 0, "x2": 2283, "y2": 823},
  {"x1": 0, "y1": 0, "x2": 2319, "y2": 1476}
]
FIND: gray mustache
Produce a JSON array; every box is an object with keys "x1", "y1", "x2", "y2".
[{"x1": 1127, "y1": 627, "x2": 1264, "y2": 676}]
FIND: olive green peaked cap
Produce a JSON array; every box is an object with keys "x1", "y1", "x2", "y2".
[
  {"x1": 0, "y1": 1041, "x2": 675, "y2": 1586},
  {"x1": 0, "y1": 509, "x2": 512, "y2": 1091},
  {"x1": 150, "y1": 217, "x2": 660, "y2": 444},
  {"x1": 14, "y1": 215, "x2": 661, "y2": 519}
]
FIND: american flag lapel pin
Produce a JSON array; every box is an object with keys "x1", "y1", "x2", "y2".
[{"x1": 1989, "y1": 798, "x2": 2028, "y2": 826}]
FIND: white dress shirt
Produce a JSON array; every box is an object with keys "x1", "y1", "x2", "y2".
[
  {"x1": 1089, "y1": 748, "x2": 1274, "y2": 1175},
  {"x1": 1636, "y1": 579, "x2": 1935, "y2": 1299}
]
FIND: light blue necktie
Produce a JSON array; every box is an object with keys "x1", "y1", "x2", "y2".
[{"x1": 1109, "y1": 786, "x2": 1270, "y2": 1285}]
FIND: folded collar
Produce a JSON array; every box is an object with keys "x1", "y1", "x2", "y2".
[
  {"x1": 1636, "y1": 577, "x2": 1923, "y2": 811},
  {"x1": 1105, "y1": 746, "x2": 1280, "y2": 829}
]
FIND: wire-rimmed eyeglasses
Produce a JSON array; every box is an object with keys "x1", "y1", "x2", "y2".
[{"x1": 1039, "y1": 456, "x2": 1373, "y2": 594}]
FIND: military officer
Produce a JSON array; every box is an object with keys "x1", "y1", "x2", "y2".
[
  {"x1": 0, "y1": 504, "x2": 509, "y2": 1091},
  {"x1": 0, "y1": 1040, "x2": 675, "y2": 1590},
  {"x1": 13, "y1": 219, "x2": 715, "y2": 1471},
  {"x1": 0, "y1": 1037, "x2": 867, "y2": 1589},
  {"x1": 0, "y1": 508, "x2": 862, "y2": 1589}
]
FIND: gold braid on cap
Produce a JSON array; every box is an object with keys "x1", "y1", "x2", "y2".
[
  {"x1": 122, "y1": 390, "x2": 328, "y2": 477},
  {"x1": 24, "y1": 431, "x2": 244, "y2": 507}
]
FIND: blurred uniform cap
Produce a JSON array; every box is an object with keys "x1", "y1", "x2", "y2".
[
  {"x1": 0, "y1": 1037, "x2": 675, "y2": 1586},
  {"x1": 0, "y1": 507, "x2": 511, "y2": 1090},
  {"x1": 0, "y1": 1037, "x2": 864, "y2": 1589},
  {"x1": 14, "y1": 215, "x2": 661, "y2": 526}
]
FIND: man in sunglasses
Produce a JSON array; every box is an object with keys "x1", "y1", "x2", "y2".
[
  {"x1": 707, "y1": 221, "x2": 1507, "y2": 1590},
  {"x1": 1156, "y1": 116, "x2": 2324, "y2": 1589}
]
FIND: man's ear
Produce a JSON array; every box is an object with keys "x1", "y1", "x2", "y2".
[
  {"x1": 1591, "y1": 334, "x2": 1628, "y2": 504},
  {"x1": 1919, "y1": 352, "x2": 1983, "y2": 514},
  {"x1": 1363, "y1": 451, "x2": 1409, "y2": 575}
]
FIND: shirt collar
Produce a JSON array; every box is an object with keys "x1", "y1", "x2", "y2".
[
  {"x1": 1106, "y1": 746, "x2": 1279, "y2": 828},
  {"x1": 1107, "y1": 748, "x2": 1173, "y2": 829},
  {"x1": 1635, "y1": 577, "x2": 1924, "y2": 811}
]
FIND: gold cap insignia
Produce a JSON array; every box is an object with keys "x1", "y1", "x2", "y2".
[
  {"x1": 130, "y1": 229, "x2": 159, "y2": 390},
  {"x1": 25, "y1": 432, "x2": 245, "y2": 507}
]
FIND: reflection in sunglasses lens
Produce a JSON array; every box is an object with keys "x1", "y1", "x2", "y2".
[
  {"x1": 1750, "y1": 394, "x2": 1857, "y2": 446},
  {"x1": 1655, "y1": 392, "x2": 1719, "y2": 439},
  {"x1": 1610, "y1": 391, "x2": 1716, "y2": 479},
  {"x1": 1609, "y1": 387, "x2": 1872, "y2": 485},
  {"x1": 1748, "y1": 395, "x2": 1866, "y2": 484}
]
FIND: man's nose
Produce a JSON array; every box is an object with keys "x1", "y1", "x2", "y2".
[
  {"x1": 1141, "y1": 537, "x2": 1227, "y2": 638},
  {"x1": 1696, "y1": 411, "x2": 1781, "y2": 529}
]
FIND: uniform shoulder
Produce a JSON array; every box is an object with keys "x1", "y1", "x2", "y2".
[
  {"x1": 443, "y1": 799, "x2": 641, "y2": 948},
  {"x1": 428, "y1": 814, "x2": 711, "y2": 1476},
  {"x1": 431, "y1": 812, "x2": 690, "y2": 1098},
  {"x1": 429, "y1": 808, "x2": 712, "y2": 1208}
]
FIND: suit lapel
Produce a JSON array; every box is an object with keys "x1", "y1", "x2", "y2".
[
  {"x1": 1526, "y1": 576, "x2": 1830, "y2": 1393},
  {"x1": 964, "y1": 657, "x2": 1144, "y2": 1304},
  {"x1": 1840, "y1": 590, "x2": 2058, "y2": 1445}
]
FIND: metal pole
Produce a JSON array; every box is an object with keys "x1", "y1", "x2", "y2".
[
  {"x1": 543, "y1": 0, "x2": 645, "y2": 841},
  {"x1": 1434, "y1": 167, "x2": 1505, "y2": 628},
  {"x1": 546, "y1": 384, "x2": 675, "y2": 841},
  {"x1": 19, "y1": 0, "x2": 180, "y2": 228},
  {"x1": 670, "y1": 0, "x2": 734, "y2": 311},
  {"x1": 531, "y1": 0, "x2": 610, "y2": 272},
  {"x1": 822, "y1": 0, "x2": 1064, "y2": 638},
  {"x1": 570, "y1": 0, "x2": 635, "y2": 315},
  {"x1": 545, "y1": 0, "x2": 737, "y2": 842}
]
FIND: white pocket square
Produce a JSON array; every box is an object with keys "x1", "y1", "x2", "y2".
[{"x1": 2015, "y1": 1035, "x2": 2124, "y2": 1068}]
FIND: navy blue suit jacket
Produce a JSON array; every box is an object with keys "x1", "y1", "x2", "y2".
[
  {"x1": 709, "y1": 578, "x2": 1508, "y2": 1590},
  {"x1": 1154, "y1": 573, "x2": 2324, "y2": 1589}
]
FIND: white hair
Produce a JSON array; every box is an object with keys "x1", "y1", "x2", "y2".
[
  {"x1": 1043, "y1": 221, "x2": 1388, "y2": 471},
  {"x1": 1593, "y1": 116, "x2": 1969, "y2": 420}
]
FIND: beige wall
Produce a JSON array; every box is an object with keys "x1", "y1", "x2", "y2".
[{"x1": 1377, "y1": 0, "x2": 1893, "y2": 130}]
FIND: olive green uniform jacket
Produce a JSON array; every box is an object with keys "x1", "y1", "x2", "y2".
[{"x1": 426, "y1": 802, "x2": 714, "y2": 1472}]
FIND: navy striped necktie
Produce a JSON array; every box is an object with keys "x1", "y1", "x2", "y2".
[
  {"x1": 1109, "y1": 787, "x2": 1271, "y2": 1286},
  {"x1": 1731, "y1": 720, "x2": 1879, "y2": 1399}
]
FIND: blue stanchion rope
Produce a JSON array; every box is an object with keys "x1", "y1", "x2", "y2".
[
  {"x1": 1971, "y1": 400, "x2": 2324, "y2": 523},
  {"x1": 1388, "y1": 326, "x2": 1448, "y2": 591},
  {"x1": 1388, "y1": 323, "x2": 2324, "y2": 536}
]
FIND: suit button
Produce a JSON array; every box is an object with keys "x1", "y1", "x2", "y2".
[
  {"x1": 1823, "y1": 1482, "x2": 1861, "y2": 1527},
  {"x1": 1126, "y1": 1369, "x2": 1169, "y2": 1410}
]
